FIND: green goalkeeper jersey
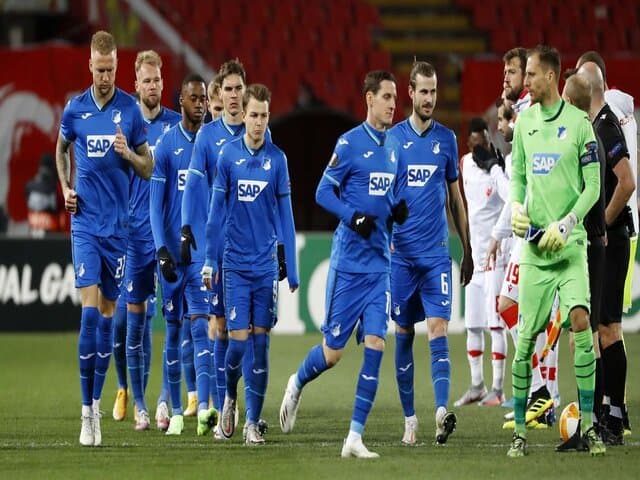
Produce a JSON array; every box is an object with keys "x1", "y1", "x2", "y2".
[{"x1": 511, "y1": 99, "x2": 600, "y2": 265}]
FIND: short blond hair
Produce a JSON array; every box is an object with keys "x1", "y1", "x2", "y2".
[
  {"x1": 207, "y1": 74, "x2": 222, "y2": 101},
  {"x1": 91, "y1": 31, "x2": 116, "y2": 55},
  {"x1": 135, "y1": 50, "x2": 162, "y2": 73}
]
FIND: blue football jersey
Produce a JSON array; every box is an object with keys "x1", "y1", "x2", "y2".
[
  {"x1": 150, "y1": 123, "x2": 198, "y2": 260},
  {"x1": 128, "y1": 106, "x2": 181, "y2": 248},
  {"x1": 318, "y1": 122, "x2": 400, "y2": 273},
  {"x1": 389, "y1": 118, "x2": 458, "y2": 258},
  {"x1": 183, "y1": 117, "x2": 272, "y2": 263},
  {"x1": 213, "y1": 137, "x2": 290, "y2": 272},
  {"x1": 60, "y1": 87, "x2": 146, "y2": 237}
]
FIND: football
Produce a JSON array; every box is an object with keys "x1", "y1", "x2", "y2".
[{"x1": 559, "y1": 401, "x2": 580, "y2": 441}]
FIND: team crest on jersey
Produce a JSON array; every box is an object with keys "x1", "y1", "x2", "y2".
[
  {"x1": 328, "y1": 153, "x2": 339, "y2": 167},
  {"x1": 162, "y1": 122, "x2": 171, "y2": 133},
  {"x1": 369, "y1": 172, "x2": 394, "y2": 196},
  {"x1": 486, "y1": 186, "x2": 493, "y2": 197},
  {"x1": 263, "y1": 158, "x2": 271, "y2": 171},
  {"x1": 408, "y1": 164, "x2": 437, "y2": 187},
  {"x1": 532, "y1": 153, "x2": 560, "y2": 175},
  {"x1": 166, "y1": 300, "x2": 174, "y2": 312},
  {"x1": 557, "y1": 126, "x2": 567, "y2": 140},
  {"x1": 331, "y1": 323, "x2": 341, "y2": 338},
  {"x1": 432, "y1": 140, "x2": 440, "y2": 154},
  {"x1": 390, "y1": 151, "x2": 397, "y2": 163},
  {"x1": 111, "y1": 109, "x2": 122, "y2": 124},
  {"x1": 87, "y1": 135, "x2": 116, "y2": 157},
  {"x1": 238, "y1": 180, "x2": 268, "y2": 201}
]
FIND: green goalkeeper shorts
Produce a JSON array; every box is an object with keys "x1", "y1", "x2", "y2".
[{"x1": 519, "y1": 245, "x2": 590, "y2": 337}]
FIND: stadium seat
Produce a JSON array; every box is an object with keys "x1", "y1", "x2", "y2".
[{"x1": 491, "y1": 29, "x2": 517, "y2": 54}]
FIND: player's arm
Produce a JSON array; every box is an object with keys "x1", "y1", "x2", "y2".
[
  {"x1": 180, "y1": 133, "x2": 210, "y2": 262},
  {"x1": 203, "y1": 154, "x2": 229, "y2": 288},
  {"x1": 447, "y1": 179, "x2": 473, "y2": 285},
  {"x1": 509, "y1": 122, "x2": 531, "y2": 237},
  {"x1": 276, "y1": 154, "x2": 299, "y2": 291},
  {"x1": 445, "y1": 135, "x2": 473, "y2": 285},
  {"x1": 149, "y1": 140, "x2": 177, "y2": 282},
  {"x1": 599, "y1": 120, "x2": 635, "y2": 226},
  {"x1": 55, "y1": 131, "x2": 77, "y2": 214}
]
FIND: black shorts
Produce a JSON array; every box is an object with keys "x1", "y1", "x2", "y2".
[
  {"x1": 587, "y1": 237, "x2": 606, "y2": 332},
  {"x1": 600, "y1": 225, "x2": 630, "y2": 326}
]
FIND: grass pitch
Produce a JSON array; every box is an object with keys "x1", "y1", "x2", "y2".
[{"x1": 1, "y1": 332, "x2": 639, "y2": 479}]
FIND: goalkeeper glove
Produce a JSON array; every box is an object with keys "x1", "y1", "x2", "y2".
[
  {"x1": 277, "y1": 243, "x2": 287, "y2": 281},
  {"x1": 350, "y1": 212, "x2": 377, "y2": 239},
  {"x1": 180, "y1": 225, "x2": 196, "y2": 264},
  {"x1": 157, "y1": 246, "x2": 177, "y2": 282},
  {"x1": 538, "y1": 212, "x2": 577, "y2": 252},
  {"x1": 511, "y1": 202, "x2": 530, "y2": 238}
]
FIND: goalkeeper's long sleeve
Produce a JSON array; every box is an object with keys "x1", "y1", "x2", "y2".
[{"x1": 571, "y1": 162, "x2": 600, "y2": 222}]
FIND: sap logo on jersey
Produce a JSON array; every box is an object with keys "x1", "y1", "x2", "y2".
[
  {"x1": 177, "y1": 169, "x2": 189, "y2": 190},
  {"x1": 238, "y1": 180, "x2": 268, "y2": 201},
  {"x1": 408, "y1": 165, "x2": 437, "y2": 187},
  {"x1": 368, "y1": 172, "x2": 394, "y2": 196},
  {"x1": 532, "y1": 153, "x2": 560, "y2": 175},
  {"x1": 87, "y1": 135, "x2": 116, "y2": 157}
]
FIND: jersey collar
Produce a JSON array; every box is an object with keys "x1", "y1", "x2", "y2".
[
  {"x1": 178, "y1": 122, "x2": 197, "y2": 143},
  {"x1": 90, "y1": 86, "x2": 117, "y2": 111},
  {"x1": 362, "y1": 121, "x2": 386, "y2": 146},
  {"x1": 242, "y1": 136, "x2": 266, "y2": 156},
  {"x1": 221, "y1": 115, "x2": 243, "y2": 136},
  {"x1": 408, "y1": 116, "x2": 435, "y2": 137}
]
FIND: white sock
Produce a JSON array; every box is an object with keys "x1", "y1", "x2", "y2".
[
  {"x1": 92, "y1": 399, "x2": 100, "y2": 412},
  {"x1": 490, "y1": 328, "x2": 507, "y2": 392},
  {"x1": 467, "y1": 328, "x2": 484, "y2": 387},
  {"x1": 82, "y1": 405, "x2": 92, "y2": 416},
  {"x1": 347, "y1": 430, "x2": 362, "y2": 444}
]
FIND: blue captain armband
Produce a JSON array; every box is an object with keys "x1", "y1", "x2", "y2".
[{"x1": 580, "y1": 141, "x2": 598, "y2": 166}]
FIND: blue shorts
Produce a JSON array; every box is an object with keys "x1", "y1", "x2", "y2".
[
  {"x1": 322, "y1": 268, "x2": 390, "y2": 350},
  {"x1": 72, "y1": 230, "x2": 127, "y2": 301},
  {"x1": 210, "y1": 262, "x2": 225, "y2": 317},
  {"x1": 123, "y1": 241, "x2": 156, "y2": 304},
  {"x1": 391, "y1": 255, "x2": 452, "y2": 328},
  {"x1": 159, "y1": 262, "x2": 210, "y2": 321},
  {"x1": 223, "y1": 268, "x2": 278, "y2": 331}
]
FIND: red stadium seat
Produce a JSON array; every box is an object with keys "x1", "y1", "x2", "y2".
[{"x1": 491, "y1": 29, "x2": 517, "y2": 54}]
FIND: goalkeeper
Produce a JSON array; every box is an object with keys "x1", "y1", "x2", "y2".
[{"x1": 507, "y1": 45, "x2": 605, "y2": 457}]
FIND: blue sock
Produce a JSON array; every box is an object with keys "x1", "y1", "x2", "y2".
[
  {"x1": 351, "y1": 347, "x2": 383, "y2": 434},
  {"x1": 166, "y1": 318, "x2": 183, "y2": 415},
  {"x1": 243, "y1": 334, "x2": 255, "y2": 421},
  {"x1": 246, "y1": 334, "x2": 269, "y2": 424},
  {"x1": 157, "y1": 343, "x2": 169, "y2": 405},
  {"x1": 209, "y1": 336, "x2": 218, "y2": 410},
  {"x1": 190, "y1": 316, "x2": 211, "y2": 411},
  {"x1": 181, "y1": 319, "x2": 196, "y2": 393},
  {"x1": 295, "y1": 344, "x2": 328, "y2": 390},
  {"x1": 126, "y1": 310, "x2": 146, "y2": 411},
  {"x1": 215, "y1": 337, "x2": 228, "y2": 408},
  {"x1": 395, "y1": 332, "x2": 415, "y2": 417},
  {"x1": 143, "y1": 304, "x2": 153, "y2": 392},
  {"x1": 430, "y1": 336, "x2": 451, "y2": 410},
  {"x1": 225, "y1": 338, "x2": 246, "y2": 400},
  {"x1": 92, "y1": 314, "x2": 113, "y2": 401},
  {"x1": 112, "y1": 300, "x2": 128, "y2": 389},
  {"x1": 78, "y1": 307, "x2": 99, "y2": 406}
]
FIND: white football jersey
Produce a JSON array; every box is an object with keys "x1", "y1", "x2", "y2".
[{"x1": 461, "y1": 152, "x2": 509, "y2": 271}]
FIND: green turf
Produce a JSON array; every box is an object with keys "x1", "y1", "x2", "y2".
[{"x1": 0, "y1": 332, "x2": 638, "y2": 479}]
